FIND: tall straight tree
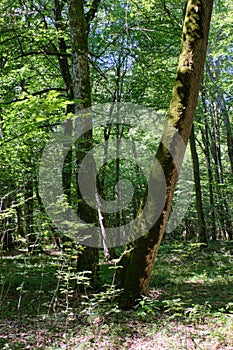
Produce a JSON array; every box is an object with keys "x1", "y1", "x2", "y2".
[
  {"x1": 200, "y1": 89, "x2": 217, "y2": 240},
  {"x1": 206, "y1": 60, "x2": 233, "y2": 175},
  {"x1": 189, "y1": 125, "x2": 208, "y2": 245},
  {"x1": 68, "y1": 0, "x2": 101, "y2": 283},
  {"x1": 116, "y1": 0, "x2": 214, "y2": 309}
]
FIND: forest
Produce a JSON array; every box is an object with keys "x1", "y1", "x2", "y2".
[{"x1": 0, "y1": 0, "x2": 233, "y2": 348}]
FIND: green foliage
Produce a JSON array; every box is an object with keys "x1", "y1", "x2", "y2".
[
  {"x1": 90, "y1": 0, "x2": 184, "y2": 107},
  {"x1": 134, "y1": 295, "x2": 161, "y2": 318},
  {"x1": 163, "y1": 297, "x2": 186, "y2": 319}
]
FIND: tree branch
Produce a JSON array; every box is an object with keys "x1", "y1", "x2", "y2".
[
  {"x1": 86, "y1": 0, "x2": 101, "y2": 23},
  {"x1": 16, "y1": 51, "x2": 71, "y2": 59},
  {"x1": 1, "y1": 88, "x2": 66, "y2": 105}
]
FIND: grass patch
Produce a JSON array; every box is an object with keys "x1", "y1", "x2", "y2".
[{"x1": 0, "y1": 242, "x2": 233, "y2": 349}]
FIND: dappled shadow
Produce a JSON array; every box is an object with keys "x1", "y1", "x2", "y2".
[
  {"x1": 149, "y1": 279, "x2": 233, "y2": 314},
  {"x1": 149, "y1": 246, "x2": 233, "y2": 315},
  {"x1": 0, "y1": 245, "x2": 233, "y2": 349}
]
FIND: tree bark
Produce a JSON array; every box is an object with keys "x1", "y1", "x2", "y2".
[{"x1": 115, "y1": 0, "x2": 214, "y2": 309}]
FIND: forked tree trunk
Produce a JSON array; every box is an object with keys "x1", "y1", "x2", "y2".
[{"x1": 115, "y1": 0, "x2": 214, "y2": 309}]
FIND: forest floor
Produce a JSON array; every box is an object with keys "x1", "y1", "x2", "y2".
[{"x1": 0, "y1": 242, "x2": 233, "y2": 349}]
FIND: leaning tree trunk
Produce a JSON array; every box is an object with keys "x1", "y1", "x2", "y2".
[
  {"x1": 68, "y1": 0, "x2": 101, "y2": 285},
  {"x1": 115, "y1": 0, "x2": 214, "y2": 309}
]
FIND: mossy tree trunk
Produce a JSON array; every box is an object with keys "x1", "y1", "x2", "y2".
[
  {"x1": 68, "y1": 0, "x2": 101, "y2": 284},
  {"x1": 115, "y1": 0, "x2": 214, "y2": 309}
]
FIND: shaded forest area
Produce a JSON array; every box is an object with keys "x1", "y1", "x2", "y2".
[{"x1": 0, "y1": 0, "x2": 233, "y2": 348}]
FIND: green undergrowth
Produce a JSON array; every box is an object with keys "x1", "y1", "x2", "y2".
[{"x1": 0, "y1": 242, "x2": 233, "y2": 349}]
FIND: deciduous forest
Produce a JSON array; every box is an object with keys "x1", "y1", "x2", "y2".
[{"x1": 0, "y1": 0, "x2": 233, "y2": 348}]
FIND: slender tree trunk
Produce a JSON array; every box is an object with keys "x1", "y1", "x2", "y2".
[
  {"x1": 16, "y1": 202, "x2": 24, "y2": 238},
  {"x1": 53, "y1": 0, "x2": 74, "y2": 249},
  {"x1": 190, "y1": 125, "x2": 208, "y2": 245},
  {"x1": 208, "y1": 101, "x2": 232, "y2": 240},
  {"x1": 0, "y1": 121, "x2": 14, "y2": 251},
  {"x1": 97, "y1": 123, "x2": 117, "y2": 259},
  {"x1": 54, "y1": 0, "x2": 74, "y2": 203},
  {"x1": 219, "y1": 97, "x2": 233, "y2": 175},
  {"x1": 115, "y1": 0, "x2": 214, "y2": 309},
  {"x1": 204, "y1": 57, "x2": 233, "y2": 239},
  {"x1": 1, "y1": 196, "x2": 14, "y2": 251},
  {"x1": 206, "y1": 59, "x2": 233, "y2": 174},
  {"x1": 24, "y1": 175, "x2": 36, "y2": 252},
  {"x1": 200, "y1": 91, "x2": 217, "y2": 240}
]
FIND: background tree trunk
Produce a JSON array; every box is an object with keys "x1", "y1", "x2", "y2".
[
  {"x1": 190, "y1": 125, "x2": 208, "y2": 245},
  {"x1": 200, "y1": 89, "x2": 217, "y2": 240},
  {"x1": 206, "y1": 58, "x2": 233, "y2": 174},
  {"x1": 24, "y1": 175, "x2": 36, "y2": 252}
]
